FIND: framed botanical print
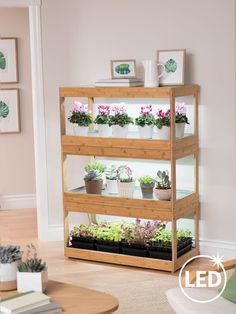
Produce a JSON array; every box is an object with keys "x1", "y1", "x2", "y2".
[
  {"x1": 111, "y1": 59, "x2": 136, "y2": 79},
  {"x1": 0, "y1": 88, "x2": 20, "y2": 133},
  {"x1": 0, "y1": 38, "x2": 19, "y2": 83}
]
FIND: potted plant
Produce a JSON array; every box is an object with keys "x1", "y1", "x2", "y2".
[
  {"x1": 84, "y1": 170, "x2": 103, "y2": 194},
  {"x1": 94, "y1": 104, "x2": 112, "y2": 137},
  {"x1": 175, "y1": 102, "x2": 189, "y2": 138},
  {"x1": 85, "y1": 161, "x2": 106, "y2": 189},
  {"x1": 68, "y1": 101, "x2": 93, "y2": 136},
  {"x1": 135, "y1": 105, "x2": 155, "y2": 139},
  {"x1": 0, "y1": 245, "x2": 21, "y2": 291},
  {"x1": 17, "y1": 243, "x2": 47, "y2": 292},
  {"x1": 70, "y1": 224, "x2": 97, "y2": 250},
  {"x1": 138, "y1": 175, "x2": 155, "y2": 199},
  {"x1": 154, "y1": 170, "x2": 171, "y2": 200},
  {"x1": 155, "y1": 108, "x2": 170, "y2": 140},
  {"x1": 109, "y1": 104, "x2": 133, "y2": 138},
  {"x1": 105, "y1": 165, "x2": 118, "y2": 194},
  {"x1": 117, "y1": 165, "x2": 135, "y2": 198}
]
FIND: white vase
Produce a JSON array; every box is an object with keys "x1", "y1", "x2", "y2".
[
  {"x1": 112, "y1": 125, "x2": 129, "y2": 138},
  {"x1": 117, "y1": 181, "x2": 135, "y2": 198},
  {"x1": 156, "y1": 126, "x2": 170, "y2": 140},
  {"x1": 17, "y1": 269, "x2": 48, "y2": 293},
  {"x1": 154, "y1": 188, "x2": 171, "y2": 201},
  {"x1": 97, "y1": 124, "x2": 112, "y2": 137},
  {"x1": 175, "y1": 123, "x2": 185, "y2": 138},
  {"x1": 73, "y1": 125, "x2": 89, "y2": 136},
  {"x1": 138, "y1": 125, "x2": 153, "y2": 139},
  {"x1": 106, "y1": 179, "x2": 118, "y2": 194},
  {"x1": 0, "y1": 261, "x2": 19, "y2": 291}
]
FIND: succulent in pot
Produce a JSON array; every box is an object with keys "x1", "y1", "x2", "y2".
[
  {"x1": 84, "y1": 170, "x2": 103, "y2": 194},
  {"x1": 109, "y1": 103, "x2": 134, "y2": 138},
  {"x1": 0, "y1": 245, "x2": 21, "y2": 291},
  {"x1": 175, "y1": 102, "x2": 189, "y2": 138},
  {"x1": 138, "y1": 175, "x2": 155, "y2": 199},
  {"x1": 94, "y1": 104, "x2": 112, "y2": 137},
  {"x1": 17, "y1": 243, "x2": 47, "y2": 292},
  {"x1": 117, "y1": 165, "x2": 135, "y2": 198},
  {"x1": 135, "y1": 105, "x2": 155, "y2": 139},
  {"x1": 155, "y1": 108, "x2": 171, "y2": 140},
  {"x1": 68, "y1": 101, "x2": 93, "y2": 136},
  {"x1": 154, "y1": 170, "x2": 171, "y2": 201},
  {"x1": 85, "y1": 161, "x2": 106, "y2": 189},
  {"x1": 105, "y1": 165, "x2": 118, "y2": 194}
]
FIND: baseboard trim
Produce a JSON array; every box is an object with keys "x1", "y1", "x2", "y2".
[
  {"x1": 0, "y1": 194, "x2": 36, "y2": 209},
  {"x1": 200, "y1": 238, "x2": 236, "y2": 259}
]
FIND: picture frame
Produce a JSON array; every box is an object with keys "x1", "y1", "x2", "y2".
[
  {"x1": 157, "y1": 49, "x2": 186, "y2": 86},
  {"x1": 0, "y1": 37, "x2": 19, "y2": 84},
  {"x1": 111, "y1": 59, "x2": 136, "y2": 79},
  {"x1": 0, "y1": 88, "x2": 20, "y2": 134}
]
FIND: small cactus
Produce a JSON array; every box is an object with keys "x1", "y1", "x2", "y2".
[
  {"x1": 17, "y1": 243, "x2": 46, "y2": 273},
  {"x1": 84, "y1": 170, "x2": 102, "y2": 181},
  {"x1": 0, "y1": 245, "x2": 21, "y2": 264}
]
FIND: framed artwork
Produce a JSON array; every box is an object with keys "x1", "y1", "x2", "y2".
[
  {"x1": 157, "y1": 49, "x2": 186, "y2": 86},
  {"x1": 111, "y1": 59, "x2": 136, "y2": 79},
  {"x1": 0, "y1": 38, "x2": 18, "y2": 83},
  {"x1": 0, "y1": 89, "x2": 20, "y2": 134}
]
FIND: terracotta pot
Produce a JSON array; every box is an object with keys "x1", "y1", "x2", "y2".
[
  {"x1": 154, "y1": 188, "x2": 171, "y2": 201},
  {"x1": 85, "y1": 180, "x2": 103, "y2": 194},
  {"x1": 140, "y1": 183, "x2": 154, "y2": 199}
]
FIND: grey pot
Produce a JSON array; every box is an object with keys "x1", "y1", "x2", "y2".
[{"x1": 140, "y1": 182, "x2": 154, "y2": 199}]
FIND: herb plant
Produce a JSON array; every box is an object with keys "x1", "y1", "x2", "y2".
[
  {"x1": 117, "y1": 165, "x2": 133, "y2": 182},
  {"x1": 84, "y1": 170, "x2": 102, "y2": 181},
  {"x1": 85, "y1": 162, "x2": 106, "y2": 173},
  {"x1": 109, "y1": 104, "x2": 133, "y2": 127},
  {"x1": 138, "y1": 175, "x2": 154, "y2": 185},
  {"x1": 68, "y1": 101, "x2": 93, "y2": 126},
  {"x1": 135, "y1": 105, "x2": 155, "y2": 127},
  {"x1": 0, "y1": 245, "x2": 21, "y2": 264},
  {"x1": 155, "y1": 170, "x2": 171, "y2": 189},
  {"x1": 18, "y1": 244, "x2": 46, "y2": 273},
  {"x1": 94, "y1": 104, "x2": 111, "y2": 125}
]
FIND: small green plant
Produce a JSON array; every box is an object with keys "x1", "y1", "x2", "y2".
[
  {"x1": 105, "y1": 165, "x2": 118, "y2": 180},
  {"x1": 138, "y1": 175, "x2": 154, "y2": 185},
  {"x1": 85, "y1": 162, "x2": 106, "y2": 173},
  {"x1": 17, "y1": 244, "x2": 46, "y2": 273},
  {"x1": 150, "y1": 228, "x2": 192, "y2": 247},
  {"x1": 155, "y1": 170, "x2": 171, "y2": 190},
  {"x1": 93, "y1": 223, "x2": 124, "y2": 242},
  {"x1": 117, "y1": 165, "x2": 133, "y2": 182},
  {"x1": 70, "y1": 224, "x2": 97, "y2": 238},
  {"x1": 0, "y1": 245, "x2": 21, "y2": 264},
  {"x1": 84, "y1": 170, "x2": 102, "y2": 181}
]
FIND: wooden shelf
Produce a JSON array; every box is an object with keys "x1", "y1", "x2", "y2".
[
  {"x1": 65, "y1": 246, "x2": 198, "y2": 272},
  {"x1": 62, "y1": 134, "x2": 198, "y2": 160}
]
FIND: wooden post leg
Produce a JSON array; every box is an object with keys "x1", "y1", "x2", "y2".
[{"x1": 172, "y1": 218, "x2": 177, "y2": 272}]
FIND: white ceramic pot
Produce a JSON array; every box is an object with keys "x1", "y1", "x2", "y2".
[
  {"x1": 17, "y1": 269, "x2": 48, "y2": 293},
  {"x1": 175, "y1": 123, "x2": 185, "y2": 138},
  {"x1": 117, "y1": 181, "x2": 135, "y2": 198},
  {"x1": 155, "y1": 126, "x2": 170, "y2": 140},
  {"x1": 138, "y1": 125, "x2": 153, "y2": 139},
  {"x1": 0, "y1": 261, "x2": 19, "y2": 291},
  {"x1": 106, "y1": 179, "x2": 118, "y2": 194},
  {"x1": 97, "y1": 124, "x2": 112, "y2": 137},
  {"x1": 154, "y1": 188, "x2": 171, "y2": 201},
  {"x1": 73, "y1": 125, "x2": 89, "y2": 136},
  {"x1": 112, "y1": 125, "x2": 128, "y2": 138}
]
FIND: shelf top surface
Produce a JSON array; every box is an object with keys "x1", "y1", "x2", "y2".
[{"x1": 59, "y1": 85, "x2": 200, "y2": 98}]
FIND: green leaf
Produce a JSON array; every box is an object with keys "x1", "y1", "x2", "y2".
[
  {"x1": 0, "y1": 101, "x2": 9, "y2": 118},
  {"x1": 0, "y1": 51, "x2": 6, "y2": 70}
]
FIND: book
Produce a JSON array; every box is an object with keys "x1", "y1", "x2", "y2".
[
  {"x1": 15, "y1": 302, "x2": 62, "y2": 314},
  {"x1": 95, "y1": 78, "x2": 142, "y2": 83},
  {"x1": 0, "y1": 292, "x2": 50, "y2": 314},
  {"x1": 95, "y1": 81, "x2": 144, "y2": 87}
]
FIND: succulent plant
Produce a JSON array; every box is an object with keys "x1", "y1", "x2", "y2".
[
  {"x1": 0, "y1": 245, "x2": 21, "y2": 264},
  {"x1": 84, "y1": 170, "x2": 102, "y2": 181},
  {"x1": 155, "y1": 170, "x2": 171, "y2": 189},
  {"x1": 117, "y1": 165, "x2": 133, "y2": 182},
  {"x1": 85, "y1": 162, "x2": 106, "y2": 173},
  {"x1": 17, "y1": 243, "x2": 46, "y2": 273},
  {"x1": 105, "y1": 165, "x2": 118, "y2": 180},
  {"x1": 138, "y1": 175, "x2": 154, "y2": 185}
]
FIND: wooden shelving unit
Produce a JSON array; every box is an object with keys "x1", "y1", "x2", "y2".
[{"x1": 60, "y1": 85, "x2": 200, "y2": 272}]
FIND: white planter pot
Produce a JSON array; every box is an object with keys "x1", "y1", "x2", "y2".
[
  {"x1": 117, "y1": 181, "x2": 135, "y2": 198},
  {"x1": 17, "y1": 269, "x2": 48, "y2": 293},
  {"x1": 154, "y1": 188, "x2": 171, "y2": 201},
  {"x1": 175, "y1": 123, "x2": 185, "y2": 138},
  {"x1": 112, "y1": 125, "x2": 129, "y2": 138},
  {"x1": 106, "y1": 179, "x2": 118, "y2": 194},
  {"x1": 138, "y1": 125, "x2": 153, "y2": 139},
  {"x1": 97, "y1": 124, "x2": 112, "y2": 137},
  {"x1": 155, "y1": 126, "x2": 170, "y2": 140},
  {"x1": 0, "y1": 261, "x2": 19, "y2": 291},
  {"x1": 73, "y1": 125, "x2": 89, "y2": 136}
]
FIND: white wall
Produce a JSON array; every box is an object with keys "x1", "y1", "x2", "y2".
[{"x1": 41, "y1": 0, "x2": 236, "y2": 255}]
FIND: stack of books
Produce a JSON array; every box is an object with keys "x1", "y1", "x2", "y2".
[
  {"x1": 0, "y1": 291, "x2": 62, "y2": 314},
  {"x1": 95, "y1": 78, "x2": 144, "y2": 87}
]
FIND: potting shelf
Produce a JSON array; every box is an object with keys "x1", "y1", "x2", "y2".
[{"x1": 60, "y1": 85, "x2": 200, "y2": 272}]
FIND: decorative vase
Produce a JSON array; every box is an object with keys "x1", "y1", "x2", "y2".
[
  {"x1": 17, "y1": 269, "x2": 48, "y2": 293},
  {"x1": 106, "y1": 179, "x2": 118, "y2": 194},
  {"x1": 140, "y1": 183, "x2": 154, "y2": 199},
  {"x1": 154, "y1": 188, "x2": 171, "y2": 201},
  {"x1": 112, "y1": 125, "x2": 129, "y2": 138},
  {"x1": 155, "y1": 126, "x2": 170, "y2": 140},
  {"x1": 175, "y1": 123, "x2": 185, "y2": 138},
  {"x1": 73, "y1": 125, "x2": 89, "y2": 136},
  {"x1": 97, "y1": 124, "x2": 112, "y2": 137},
  {"x1": 85, "y1": 180, "x2": 103, "y2": 194},
  {"x1": 117, "y1": 181, "x2": 135, "y2": 198},
  {"x1": 0, "y1": 261, "x2": 19, "y2": 291},
  {"x1": 138, "y1": 125, "x2": 153, "y2": 139}
]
